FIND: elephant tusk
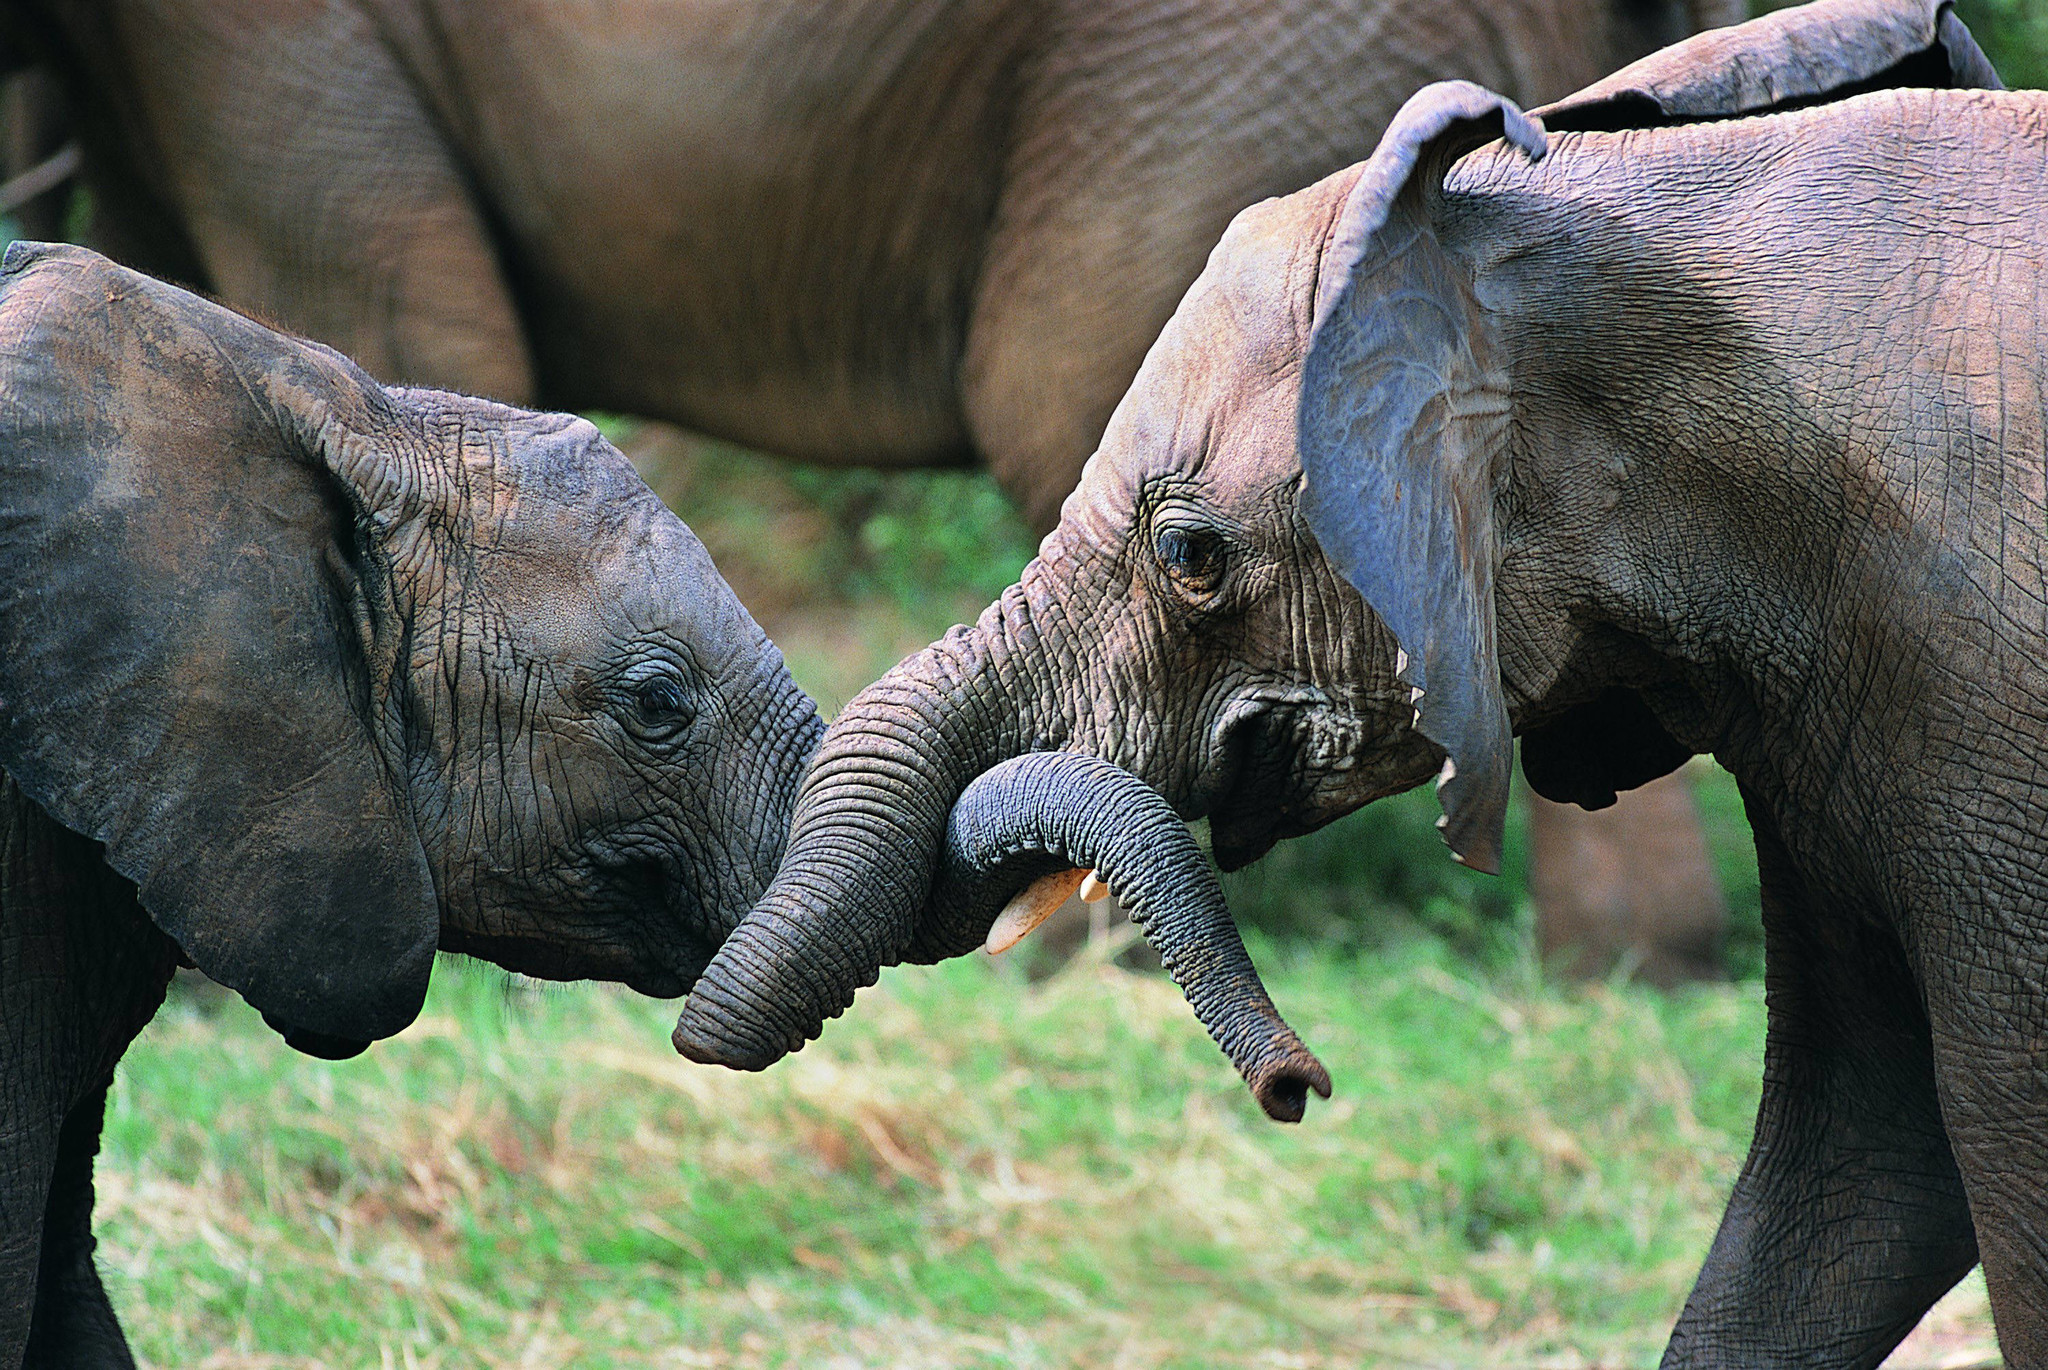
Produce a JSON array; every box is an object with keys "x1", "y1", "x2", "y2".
[
  {"x1": 984, "y1": 868, "x2": 1089, "y2": 954},
  {"x1": 1078, "y1": 870, "x2": 1110, "y2": 903}
]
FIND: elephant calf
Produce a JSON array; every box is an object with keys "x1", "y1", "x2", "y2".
[
  {"x1": 0, "y1": 242, "x2": 822, "y2": 1366},
  {"x1": 669, "y1": 0, "x2": 2048, "y2": 1363}
]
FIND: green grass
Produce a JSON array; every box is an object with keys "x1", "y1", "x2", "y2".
[{"x1": 106, "y1": 944, "x2": 1768, "y2": 1368}]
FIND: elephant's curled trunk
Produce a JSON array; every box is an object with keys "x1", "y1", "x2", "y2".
[
  {"x1": 937, "y1": 752, "x2": 1330, "y2": 1121},
  {"x1": 676, "y1": 749, "x2": 1332, "y2": 1123}
]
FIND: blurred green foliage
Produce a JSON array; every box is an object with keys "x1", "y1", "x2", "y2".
[
  {"x1": 1222, "y1": 789, "x2": 1530, "y2": 968},
  {"x1": 1953, "y1": 0, "x2": 2048, "y2": 85},
  {"x1": 1751, "y1": 0, "x2": 2048, "y2": 84},
  {"x1": 1224, "y1": 763, "x2": 1766, "y2": 980},
  {"x1": 576, "y1": 417, "x2": 1038, "y2": 619}
]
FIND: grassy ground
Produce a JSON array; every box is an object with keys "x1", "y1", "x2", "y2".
[{"x1": 110, "y1": 944, "x2": 1768, "y2": 1369}]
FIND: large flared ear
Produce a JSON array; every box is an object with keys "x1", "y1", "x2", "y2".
[
  {"x1": 1297, "y1": 82, "x2": 1545, "y2": 876},
  {"x1": 1536, "y1": 0, "x2": 1999, "y2": 133},
  {"x1": 0, "y1": 242, "x2": 438, "y2": 1047}
]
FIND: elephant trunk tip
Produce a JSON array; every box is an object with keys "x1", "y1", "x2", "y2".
[
  {"x1": 669, "y1": 948, "x2": 824, "y2": 1072},
  {"x1": 1246, "y1": 1041, "x2": 1333, "y2": 1124},
  {"x1": 670, "y1": 1011, "x2": 781, "y2": 1071}
]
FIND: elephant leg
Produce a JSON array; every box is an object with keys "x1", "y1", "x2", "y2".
[
  {"x1": 1, "y1": 781, "x2": 176, "y2": 1369},
  {"x1": 22, "y1": 1083, "x2": 132, "y2": 1370},
  {"x1": 0, "y1": 1114, "x2": 59, "y2": 1369},
  {"x1": 1916, "y1": 938, "x2": 2048, "y2": 1366},
  {"x1": 1528, "y1": 773, "x2": 1729, "y2": 986},
  {"x1": 91, "y1": 2, "x2": 533, "y2": 400},
  {"x1": 1662, "y1": 807, "x2": 1976, "y2": 1369}
]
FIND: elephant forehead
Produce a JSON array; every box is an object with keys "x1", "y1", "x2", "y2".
[
  {"x1": 1063, "y1": 169, "x2": 1359, "y2": 531},
  {"x1": 1190, "y1": 165, "x2": 1363, "y2": 370},
  {"x1": 610, "y1": 511, "x2": 764, "y2": 664},
  {"x1": 1117, "y1": 168, "x2": 1359, "y2": 453}
]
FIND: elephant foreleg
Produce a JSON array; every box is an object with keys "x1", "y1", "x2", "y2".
[
  {"x1": 1662, "y1": 807, "x2": 1976, "y2": 1369},
  {"x1": 1917, "y1": 931, "x2": 2048, "y2": 1368},
  {"x1": 22, "y1": 1083, "x2": 131, "y2": 1370},
  {"x1": 0, "y1": 1122, "x2": 56, "y2": 1370},
  {"x1": 0, "y1": 780, "x2": 176, "y2": 1370}
]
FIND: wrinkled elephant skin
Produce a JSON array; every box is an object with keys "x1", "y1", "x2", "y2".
[
  {"x1": 0, "y1": 244, "x2": 822, "y2": 1366},
  {"x1": 678, "y1": 2, "x2": 2048, "y2": 1364}
]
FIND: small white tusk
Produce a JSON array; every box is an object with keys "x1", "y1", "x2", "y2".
[
  {"x1": 1409, "y1": 685, "x2": 1425, "y2": 704},
  {"x1": 1394, "y1": 647, "x2": 1409, "y2": 675},
  {"x1": 1078, "y1": 870, "x2": 1110, "y2": 903},
  {"x1": 1435, "y1": 756, "x2": 1458, "y2": 790},
  {"x1": 984, "y1": 868, "x2": 1088, "y2": 955}
]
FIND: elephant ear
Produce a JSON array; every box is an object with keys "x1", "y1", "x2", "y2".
[
  {"x1": 0, "y1": 242, "x2": 438, "y2": 1049},
  {"x1": 1297, "y1": 82, "x2": 1545, "y2": 876},
  {"x1": 1535, "y1": 0, "x2": 2000, "y2": 132}
]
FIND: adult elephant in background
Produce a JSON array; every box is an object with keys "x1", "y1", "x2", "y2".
[
  {"x1": 0, "y1": 0, "x2": 1745, "y2": 983},
  {"x1": 669, "y1": 1, "x2": 2044, "y2": 1361},
  {"x1": 0, "y1": 243, "x2": 821, "y2": 1367}
]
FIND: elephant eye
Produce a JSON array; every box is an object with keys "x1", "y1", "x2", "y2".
[
  {"x1": 1155, "y1": 522, "x2": 1228, "y2": 595},
  {"x1": 621, "y1": 669, "x2": 696, "y2": 743}
]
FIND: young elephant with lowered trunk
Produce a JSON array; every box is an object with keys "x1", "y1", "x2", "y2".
[
  {"x1": 669, "y1": 0, "x2": 2048, "y2": 1363},
  {"x1": 0, "y1": 243, "x2": 824, "y2": 1366}
]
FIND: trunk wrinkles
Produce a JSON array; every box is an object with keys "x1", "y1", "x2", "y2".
[
  {"x1": 675, "y1": 584, "x2": 1055, "y2": 1068},
  {"x1": 930, "y1": 751, "x2": 1330, "y2": 1121}
]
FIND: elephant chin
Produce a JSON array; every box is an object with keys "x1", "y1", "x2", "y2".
[
  {"x1": 1208, "y1": 784, "x2": 1358, "y2": 873},
  {"x1": 1207, "y1": 804, "x2": 1290, "y2": 873},
  {"x1": 260, "y1": 1013, "x2": 372, "y2": 1059},
  {"x1": 1195, "y1": 691, "x2": 1354, "y2": 872}
]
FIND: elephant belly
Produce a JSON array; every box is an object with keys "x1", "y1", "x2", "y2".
[{"x1": 408, "y1": 0, "x2": 1014, "y2": 469}]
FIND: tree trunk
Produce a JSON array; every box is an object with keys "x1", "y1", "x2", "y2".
[{"x1": 1528, "y1": 770, "x2": 1727, "y2": 987}]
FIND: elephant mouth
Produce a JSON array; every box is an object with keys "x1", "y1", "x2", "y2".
[
  {"x1": 439, "y1": 925, "x2": 691, "y2": 994},
  {"x1": 609, "y1": 853, "x2": 720, "y2": 995},
  {"x1": 1199, "y1": 687, "x2": 1368, "y2": 870}
]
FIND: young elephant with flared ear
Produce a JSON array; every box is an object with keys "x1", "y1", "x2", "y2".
[
  {"x1": 668, "y1": 0, "x2": 2048, "y2": 1362},
  {"x1": 0, "y1": 243, "x2": 822, "y2": 1365}
]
